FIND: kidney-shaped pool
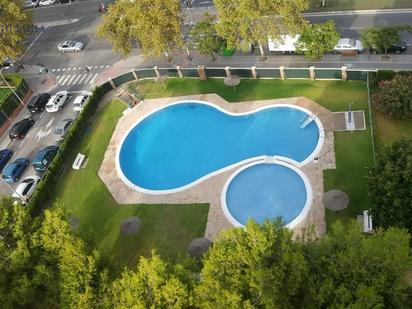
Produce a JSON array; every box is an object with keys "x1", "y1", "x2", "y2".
[{"x1": 117, "y1": 100, "x2": 323, "y2": 193}]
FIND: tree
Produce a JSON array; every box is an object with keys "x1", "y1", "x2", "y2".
[
  {"x1": 214, "y1": 0, "x2": 308, "y2": 57},
  {"x1": 368, "y1": 139, "x2": 412, "y2": 232},
  {"x1": 190, "y1": 13, "x2": 224, "y2": 61},
  {"x1": 96, "y1": 0, "x2": 183, "y2": 58},
  {"x1": 0, "y1": 0, "x2": 32, "y2": 62},
  {"x1": 302, "y1": 221, "x2": 411, "y2": 308},
  {"x1": 361, "y1": 26, "x2": 411, "y2": 57},
  {"x1": 105, "y1": 253, "x2": 192, "y2": 308},
  {"x1": 371, "y1": 73, "x2": 412, "y2": 118},
  {"x1": 195, "y1": 220, "x2": 308, "y2": 308},
  {"x1": 297, "y1": 21, "x2": 340, "y2": 60}
]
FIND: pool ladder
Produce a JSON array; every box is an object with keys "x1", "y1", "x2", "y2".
[{"x1": 300, "y1": 113, "x2": 314, "y2": 128}]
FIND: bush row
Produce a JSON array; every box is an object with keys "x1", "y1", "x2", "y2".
[{"x1": 28, "y1": 86, "x2": 105, "y2": 215}]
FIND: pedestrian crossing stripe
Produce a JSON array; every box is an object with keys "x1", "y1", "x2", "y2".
[
  {"x1": 55, "y1": 73, "x2": 99, "y2": 86},
  {"x1": 51, "y1": 64, "x2": 111, "y2": 72}
]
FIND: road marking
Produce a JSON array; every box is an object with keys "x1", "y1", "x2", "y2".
[
  {"x1": 62, "y1": 68, "x2": 66, "y2": 71},
  {"x1": 89, "y1": 73, "x2": 99, "y2": 83},
  {"x1": 60, "y1": 75, "x2": 72, "y2": 85},
  {"x1": 67, "y1": 68, "x2": 71, "y2": 71},
  {"x1": 71, "y1": 74, "x2": 83, "y2": 85},
  {"x1": 77, "y1": 74, "x2": 89, "y2": 84},
  {"x1": 93, "y1": 65, "x2": 99, "y2": 69},
  {"x1": 105, "y1": 65, "x2": 110, "y2": 68},
  {"x1": 23, "y1": 27, "x2": 47, "y2": 55},
  {"x1": 56, "y1": 75, "x2": 65, "y2": 82},
  {"x1": 18, "y1": 141, "x2": 25, "y2": 150},
  {"x1": 66, "y1": 74, "x2": 77, "y2": 84},
  {"x1": 82, "y1": 74, "x2": 93, "y2": 84},
  {"x1": 56, "y1": 68, "x2": 61, "y2": 72},
  {"x1": 51, "y1": 68, "x2": 56, "y2": 72},
  {"x1": 99, "y1": 65, "x2": 104, "y2": 68}
]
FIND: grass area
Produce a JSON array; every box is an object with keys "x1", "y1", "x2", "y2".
[
  {"x1": 0, "y1": 88, "x2": 11, "y2": 103},
  {"x1": 126, "y1": 78, "x2": 373, "y2": 227},
  {"x1": 126, "y1": 78, "x2": 367, "y2": 112},
  {"x1": 52, "y1": 100, "x2": 208, "y2": 270},
  {"x1": 373, "y1": 109, "x2": 412, "y2": 147},
  {"x1": 308, "y1": 0, "x2": 412, "y2": 11}
]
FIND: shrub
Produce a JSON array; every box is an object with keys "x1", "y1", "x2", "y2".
[{"x1": 372, "y1": 73, "x2": 412, "y2": 118}]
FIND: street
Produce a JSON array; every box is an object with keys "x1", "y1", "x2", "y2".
[{"x1": 1, "y1": 1, "x2": 412, "y2": 197}]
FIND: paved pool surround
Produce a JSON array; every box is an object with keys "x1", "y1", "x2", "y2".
[{"x1": 98, "y1": 94, "x2": 336, "y2": 240}]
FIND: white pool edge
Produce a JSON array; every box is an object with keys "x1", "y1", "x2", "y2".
[
  {"x1": 115, "y1": 99, "x2": 325, "y2": 195},
  {"x1": 220, "y1": 157, "x2": 313, "y2": 229}
]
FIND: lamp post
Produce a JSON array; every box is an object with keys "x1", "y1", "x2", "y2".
[{"x1": 0, "y1": 67, "x2": 26, "y2": 108}]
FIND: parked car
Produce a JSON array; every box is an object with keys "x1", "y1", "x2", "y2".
[
  {"x1": 9, "y1": 118, "x2": 35, "y2": 140},
  {"x1": 369, "y1": 41, "x2": 407, "y2": 54},
  {"x1": 46, "y1": 91, "x2": 70, "y2": 113},
  {"x1": 0, "y1": 149, "x2": 13, "y2": 172},
  {"x1": 23, "y1": 0, "x2": 40, "y2": 9},
  {"x1": 72, "y1": 92, "x2": 91, "y2": 112},
  {"x1": 57, "y1": 40, "x2": 84, "y2": 53},
  {"x1": 27, "y1": 93, "x2": 50, "y2": 113},
  {"x1": 32, "y1": 145, "x2": 59, "y2": 172},
  {"x1": 38, "y1": 0, "x2": 57, "y2": 6},
  {"x1": 12, "y1": 175, "x2": 41, "y2": 203},
  {"x1": 54, "y1": 119, "x2": 73, "y2": 142},
  {"x1": 2, "y1": 158, "x2": 29, "y2": 183},
  {"x1": 333, "y1": 38, "x2": 364, "y2": 53},
  {"x1": 0, "y1": 58, "x2": 14, "y2": 69}
]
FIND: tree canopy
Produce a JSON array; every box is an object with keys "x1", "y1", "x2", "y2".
[
  {"x1": 372, "y1": 73, "x2": 412, "y2": 118},
  {"x1": 96, "y1": 0, "x2": 183, "y2": 58},
  {"x1": 368, "y1": 138, "x2": 412, "y2": 232},
  {"x1": 361, "y1": 26, "x2": 411, "y2": 56},
  {"x1": 214, "y1": 0, "x2": 308, "y2": 56},
  {"x1": 190, "y1": 13, "x2": 224, "y2": 61},
  {"x1": 297, "y1": 21, "x2": 340, "y2": 60},
  {"x1": 0, "y1": 0, "x2": 32, "y2": 62}
]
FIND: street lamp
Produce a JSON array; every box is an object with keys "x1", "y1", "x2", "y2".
[{"x1": 0, "y1": 67, "x2": 26, "y2": 108}]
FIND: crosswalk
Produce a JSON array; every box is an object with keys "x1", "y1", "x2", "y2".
[{"x1": 51, "y1": 64, "x2": 111, "y2": 86}]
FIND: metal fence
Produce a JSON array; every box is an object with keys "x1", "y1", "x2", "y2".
[{"x1": 99, "y1": 66, "x2": 376, "y2": 95}]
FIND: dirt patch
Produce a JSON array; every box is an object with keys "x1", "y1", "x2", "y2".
[
  {"x1": 187, "y1": 238, "x2": 211, "y2": 259},
  {"x1": 323, "y1": 189, "x2": 349, "y2": 211},
  {"x1": 120, "y1": 216, "x2": 141, "y2": 235},
  {"x1": 70, "y1": 216, "x2": 80, "y2": 230}
]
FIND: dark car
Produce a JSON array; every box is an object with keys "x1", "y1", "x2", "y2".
[
  {"x1": 369, "y1": 41, "x2": 407, "y2": 54},
  {"x1": 32, "y1": 145, "x2": 59, "y2": 172},
  {"x1": 9, "y1": 118, "x2": 35, "y2": 140},
  {"x1": 27, "y1": 93, "x2": 51, "y2": 113},
  {"x1": 2, "y1": 158, "x2": 29, "y2": 183},
  {"x1": 0, "y1": 149, "x2": 13, "y2": 172}
]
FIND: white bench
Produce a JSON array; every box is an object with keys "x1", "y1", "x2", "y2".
[
  {"x1": 363, "y1": 210, "x2": 373, "y2": 233},
  {"x1": 72, "y1": 153, "x2": 86, "y2": 170}
]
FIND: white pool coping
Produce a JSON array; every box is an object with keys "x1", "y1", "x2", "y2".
[
  {"x1": 220, "y1": 157, "x2": 313, "y2": 229},
  {"x1": 115, "y1": 99, "x2": 325, "y2": 195}
]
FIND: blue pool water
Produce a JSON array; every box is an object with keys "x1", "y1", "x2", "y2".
[
  {"x1": 225, "y1": 163, "x2": 307, "y2": 226},
  {"x1": 119, "y1": 101, "x2": 320, "y2": 191}
]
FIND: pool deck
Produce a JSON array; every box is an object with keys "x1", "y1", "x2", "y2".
[{"x1": 98, "y1": 94, "x2": 336, "y2": 240}]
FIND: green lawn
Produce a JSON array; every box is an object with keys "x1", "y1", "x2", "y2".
[
  {"x1": 0, "y1": 88, "x2": 11, "y2": 103},
  {"x1": 52, "y1": 100, "x2": 209, "y2": 271},
  {"x1": 308, "y1": 0, "x2": 412, "y2": 11}
]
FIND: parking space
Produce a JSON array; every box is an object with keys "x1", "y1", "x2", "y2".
[{"x1": 0, "y1": 91, "x2": 84, "y2": 197}]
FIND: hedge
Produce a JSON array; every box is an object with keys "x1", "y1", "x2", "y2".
[{"x1": 28, "y1": 86, "x2": 105, "y2": 215}]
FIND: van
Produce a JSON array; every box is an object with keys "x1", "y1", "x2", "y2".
[{"x1": 32, "y1": 145, "x2": 59, "y2": 172}]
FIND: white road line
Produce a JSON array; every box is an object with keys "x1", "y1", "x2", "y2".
[
  {"x1": 82, "y1": 74, "x2": 93, "y2": 84},
  {"x1": 71, "y1": 74, "x2": 83, "y2": 85},
  {"x1": 99, "y1": 65, "x2": 104, "y2": 68},
  {"x1": 66, "y1": 74, "x2": 78, "y2": 85},
  {"x1": 56, "y1": 68, "x2": 61, "y2": 72},
  {"x1": 105, "y1": 65, "x2": 110, "y2": 68},
  {"x1": 56, "y1": 75, "x2": 65, "y2": 83},
  {"x1": 51, "y1": 68, "x2": 56, "y2": 72},
  {"x1": 93, "y1": 65, "x2": 99, "y2": 69},
  {"x1": 67, "y1": 68, "x2": 71, "y2": 71},
  {"x1": 18, "y1": 141, "x2": 25, "y2": 150},
  {"x1": 23, "y1": 28, "x2": 47, "y2": 54},
  {"x1": 78, "y1": 74, "x2": 89, "y2": 84},
  {"x1": 89, "y1": 73, "x2": 99, "y2": 83},
  {"x1": 60, "y1": 75, "x2": 72, "y2": 85},
  {"x1": 62, "y1": 68, "x2": 66, "y2": 71}
]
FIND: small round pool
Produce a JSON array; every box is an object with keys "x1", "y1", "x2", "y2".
[{"x1": 222, "y1": 161, "x2": 311, "y2": 227}]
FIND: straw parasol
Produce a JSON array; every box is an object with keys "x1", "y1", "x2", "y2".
[{"x1": 224, "y1": 74, "x2": 241, "y2": 92}]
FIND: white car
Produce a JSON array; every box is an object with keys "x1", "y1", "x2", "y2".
[
  {"x1": 38, "y1": 0, "x2": 57, "y2": 6},
  {"x1": 23, "y1": 0, "x2": 40, "y2": 9},
  {"x1": 12, "y1": 175, "x2": 41, "y2": 204},
  {"x1": 58, "y1": 40, "x2": 84, "y2": 53},
  {"x1": 46, "y1": 91, "x2": 70, "y2": 113},
  {"x1": 72, "y1": 92, "x2": 91, "y2": 112},
  {"x1": 333, "y1": 38, "x2": 364, "y2": 53}
]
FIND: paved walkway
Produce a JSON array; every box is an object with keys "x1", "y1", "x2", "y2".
[{"x1": 98, "y1": 94, "x2": 336, "y2": 240}]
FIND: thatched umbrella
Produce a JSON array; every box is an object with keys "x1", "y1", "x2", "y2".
[
  {"x1": 224, "y1": 74, "x2": 241, "y2": 92},
  {"x1": 154, "y1": 75, "x2": 168, "y2": 90},
  {"x1": 187, "y1": 238, "x2": 211, "y2": 259}
]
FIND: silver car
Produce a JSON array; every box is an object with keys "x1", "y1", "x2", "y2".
[
  {"x1": 23, "y1": 0, "x2": 40, "y2": 9},
  {"x1": 57, "y1": 40, "x2": 84, "y2": 53},
  {"x1": 53, "y1": 119, "x2": 73, "y2": 142}
]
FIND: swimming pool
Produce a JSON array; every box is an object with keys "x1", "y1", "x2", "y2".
[
  {"x1": 222, "y1": 160, "x2": 311, "y2": 227},
  {"x1": 117, "y1": 100, "x2": 323, "y2": 193}
]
